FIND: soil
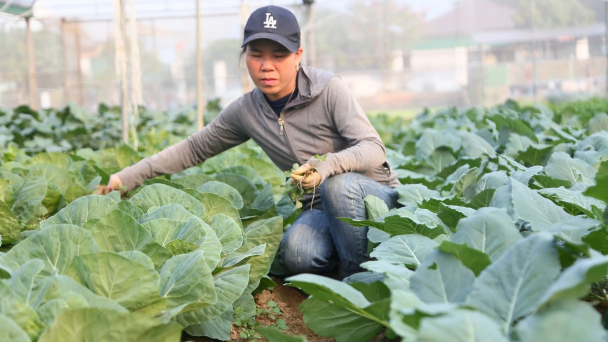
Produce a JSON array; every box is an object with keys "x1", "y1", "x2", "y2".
[
  {"x1": 182, "y1": 277, "x2": 400, "y2": 342},
  {"x1": 181, "y1": 278, "x2": 333, "y2": 342},
  {"x1": 229, "y1": 279, "x2": 335, "y2": 342},
  {"x1": 182, "y1": 277, "x2": 398, "y2": 342},
  {"x1": 588, "y1": 297, "x2": 608, "y2": 317}
]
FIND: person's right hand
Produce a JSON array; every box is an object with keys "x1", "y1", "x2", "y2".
[
  {"x1": 290, "y1": 163, "x2": 322, "y2": 189},
  {"x1": 95, "y1": 174, "x2": 125, "y2": 195}
]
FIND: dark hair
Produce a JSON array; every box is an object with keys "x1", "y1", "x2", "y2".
[
  {"x1": 238, "y1": 46, "x2": 247, "y2": 71},
  {"x1": 239, "y1": 43, "x2": 300, "y2": 63}
]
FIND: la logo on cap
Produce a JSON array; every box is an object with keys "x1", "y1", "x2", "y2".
[{"x1": 263, "y1": 13, "x2": 277, "y2": 29}]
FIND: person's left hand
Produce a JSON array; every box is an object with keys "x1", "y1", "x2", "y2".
[{"x1": 290, "y1": 163, "x2": 322, "y2": 189}]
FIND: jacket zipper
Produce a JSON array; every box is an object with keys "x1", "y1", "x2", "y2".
[
  {"x1": 277, "y1": 110, "x2": 299, "y2": 164},
  {"x1": 260, "y1": 99, "x2": 301, "y2": 165},
  {"x1": 278, "y1": 117, "x2": 285, "y2": 135},
  {"x1": 278, "y1": 87, "x2": 297, "y2": 136}
]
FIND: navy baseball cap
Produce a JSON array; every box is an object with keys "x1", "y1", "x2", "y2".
[{"x1": 241, "y1": 5, "x2": 301, "y2": 53}]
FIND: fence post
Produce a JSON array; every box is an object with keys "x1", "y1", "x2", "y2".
[
  {"x1": 75, "y1": 21, "x2": 85, "y2": 106},
  {"x1": 605, "y1": 1, "x2": 608, "y2": 96},
  {"x1": 114, "y1": 0, "x2": 129, "y2": 145},
  {"x1": 196, "y1": 0, "x2": 205, "y2": 130},
  {"x1": 26, "y1": 17, "x2": 39, "y2": 110},
  {"x1": 239, "y1": 1, "x2": 251, "y2": 94},
  {"x1": 128, "y1": 0, "x2": 141, "y2": 150},
  {"x1": 60, "y1": 18, "x2": 69, "y2": 106},
  {"x1": 304, "y1": 1, "x2": 316, "y2": 67},
  {"x1": 531, "y1": 0, "x2": 538, "y2": 103}
]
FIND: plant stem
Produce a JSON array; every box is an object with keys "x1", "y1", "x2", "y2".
[
  {"x1": 310, "y1": 177, "x2": 316, "y2": 211},
  {"x1": 598, "y1": 282, "x2": 608, "y2": 302},
  {"x1": 589, "y1": 292, "x2": 605, "y2": 302}
]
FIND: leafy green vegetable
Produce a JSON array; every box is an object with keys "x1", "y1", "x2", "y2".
[
  {"x1": 6, "y1": 98, "x2": 608, "y2": 342},
  {"x1": 38, "y1": 307, "x2": 181, "y2": 342},
  {"x1": 515, "y1": 300, "x2": 606, "y2": 342},
  {"x1": 465, "y1": 233, "x2": 560, "y2": 333}
]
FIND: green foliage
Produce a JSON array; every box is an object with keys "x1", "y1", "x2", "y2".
[
  {"x1": 4, "y1": 97, "x2": 608, "y2": 342},
  {"x1": 0, "y1": 100, "x2": 221, "y2": 155},
  {"x1": 510, "y1": 0, "x2": 596, "y2": 29},
  {"x1": 256, "y1": 326, "x2": 305, "y2": 342},
  {"x1": 0, "y1": 136, "x2": 292, "y2": 341},
  {"x1": 314, "y1": 1, "x2": 423, "y2": 72},
  {"x1": 231, "y1": 300, "x2": 289, "y2": 342},
  {"x1": 287, "y1": 98, "x2": 608, "y2": 342},
  {"x1": 550, "y1": 97, "x2": 608, "y2": 126}
]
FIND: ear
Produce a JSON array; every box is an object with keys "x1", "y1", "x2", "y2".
[{"x1": 295, "y1": 46, "x2": 304, "y2": 65}]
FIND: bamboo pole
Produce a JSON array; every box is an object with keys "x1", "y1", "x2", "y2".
[
  {"x1": 128, "y1": 0, "x2": 141, "y2": 149},
  {"x1": 605, "y1": 1, "x2": 608, "y2": 97},
  {"x1": 114, "y1": 0, "x2": 129, "y2": 144},
  {"x1": 302, "y1": 1, "x2": 316, "y2": 66},
  {"x1": 300, "y1": 2, "x2": 307, "y2": 66},
  {"x1": 75, "y1": 22, "x2": 85, "y2": 105},
  {"x1": 239, "y1": 1, "x2": 251, "y2": 93},
  {"x1": 60, "y1": 18, "x2": 69, "y2": 106},
  {"x1": 532, "y1": 0, "x2": 538, "y2": 103},
  {"x1": 306, "y1": 2, "x2": 316, "y2": 67},
  {"x1": 196, "y1": 0, "x2": 204, "y2": 130},
  {"x1": 26, "y1": 17, "x2": 39, "y2": 110},
  {"x1": 151, "y1": 19, "x2": 164, "y2": 109}
]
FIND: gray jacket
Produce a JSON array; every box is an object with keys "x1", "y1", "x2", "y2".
[{"x1": 116, "y1": 66, "x2": 400, "y2": 198}]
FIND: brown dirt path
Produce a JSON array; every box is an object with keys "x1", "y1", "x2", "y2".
[
  {"x1": 182, "y1": 278, "x2": 334, "y2": 342},
  {"x1": 183, "y1": 277, "x2": 398, "y2": 342},
  {"x1": 235, "y1": 279, "x2": 336, "y2": 342}
]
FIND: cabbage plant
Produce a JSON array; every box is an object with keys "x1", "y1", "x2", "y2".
[
  {"x1": 0, "y1": 146, "x2": 289, "y2": 342},
  {"x1": 287, "y1": 101, "x2": 608, "y2": 342}
]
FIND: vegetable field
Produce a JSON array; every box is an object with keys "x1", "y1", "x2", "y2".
[{"x1": 2, "y1": 98, "x2": 608, "y2": 342}]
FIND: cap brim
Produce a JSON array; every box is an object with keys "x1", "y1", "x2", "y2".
[{"x1": 241, "y1": 32, "x2": 299, "y2": 53}]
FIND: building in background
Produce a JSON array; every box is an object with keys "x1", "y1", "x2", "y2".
[{"x1": 342, "y1": 0, "x2": 607, "y2": 110}]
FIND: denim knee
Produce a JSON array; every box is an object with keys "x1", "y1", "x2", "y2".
[
  {"x1": 279, "y1": 233, "x2": 309, "y2": 275},
  {"x1": 321, "y1": 173, "x2": 362, "y2": 205},
  {"x1": 278, "y1": 225, "x2": 335, "y2": 275}
]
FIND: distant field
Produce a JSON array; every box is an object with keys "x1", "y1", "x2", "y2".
[{"x1": 366, "y1": 108, "x2": 422, "y2": 120}]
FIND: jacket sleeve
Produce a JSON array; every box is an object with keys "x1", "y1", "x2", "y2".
[
  {"x1": 115, "y1": 99, "x2": 249, "y2": 190},
  {"x1": 306, "y1": 77, "x2": 386, "y2": 182}
]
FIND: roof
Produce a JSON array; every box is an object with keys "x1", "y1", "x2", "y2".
[
  {"x1": 0, "y1": 0, "x2": 36, "y2": 16},
  {"x1": 413, "y1": 36, "x2": 478, "y2": 50},
  {"x1": 424, "y1": 0, "x2": 515, "y2": 37},
  {"x1": 472, "y1": 23, "x2": 606, "y2": 45}
]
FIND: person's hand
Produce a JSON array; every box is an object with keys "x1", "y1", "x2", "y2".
[
  {"x1": 290, "y1": 163, "x2": 322, "y2": 190},
  {"x1": 95, "y1": 174, "x2": 125, "y2": 195}
]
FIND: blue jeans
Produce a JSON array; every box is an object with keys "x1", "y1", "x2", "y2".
[{"x1": 277, "y1": 172, "x2": 399, "y2": 278}]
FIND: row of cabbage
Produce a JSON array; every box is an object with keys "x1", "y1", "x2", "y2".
[
  {"x1": 0, "y1": 141, "x2": 296, "y2": 341},
  {"x1": 284, "y1": 101, "x2": 608, "y2": 342},
  {"x1": 4, "y1": 97, "x2": 608, "y2": 342},
  {"x1": 0, "y1": 101, "x2": 221, "y2": 154}
]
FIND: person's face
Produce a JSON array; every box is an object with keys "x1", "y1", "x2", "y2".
[{"x1": 245, "y1": 39, "x2": 303, "y2": 101}]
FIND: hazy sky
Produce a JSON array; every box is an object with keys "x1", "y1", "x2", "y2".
[
  {"x1": 321, "y1": 0, "x2": 457, "y2": 20},
  {"x1": 31, "y1": 0, "x2": 458, "y2": 21},
  {"x1": 0, "y1": 0, "x2": 459, "y2": 65}
]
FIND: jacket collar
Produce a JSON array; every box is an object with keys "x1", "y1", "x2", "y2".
[{"x1": 253, "y1": 66, "x2": 334, "y2": 114}]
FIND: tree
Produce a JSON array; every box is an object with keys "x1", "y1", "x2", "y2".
[
  {"x1": 491, "y1": 0, "x2": 597, "y2": 29},
  {"x1": 314, "y1": 0, "x2": 423, "y2": 72},
  {"x1": 579, "y1": 0, "x2": 607, "y2": 23}
]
